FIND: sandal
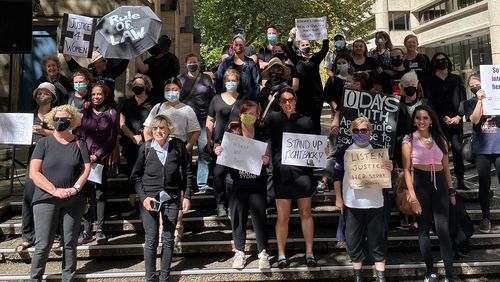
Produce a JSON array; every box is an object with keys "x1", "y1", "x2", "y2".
[
  {"x1": 15, "y1": 241, "x2": 34, "y2": 253},
  {"x1": 306, "y1": 255, "x2": 318, "y2": 267},
  {"x1": 277, "y1": 257, "x2": 288, "y2": 269}
]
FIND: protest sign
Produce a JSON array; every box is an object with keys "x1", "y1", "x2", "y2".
[
  {"x1": 88, "y1": 163, "x2": 104, "y2": 184},
  {"x1": 216, "y1": 132, "x2": 268, "y2": 175},
  {"x1": 480, "y1": 65, "x2": 500, "y2": 116},
  {"x1": 295, "y1": 17, "x2": 327, "y2": 41},
  {"x1": 281, "y1": 132, "x2": 328, "y2": 168},
  {"x1": 61, "y1": 13, "x2": 97, "y2": 58},
  {"x1": 0, "y1": 113, "x2": 33, "y2": 145},
  {"x1": 345, "y1": 148, "x2": 391, "y2": 189},
  {"x1": 338, "y1": 88, "x2": 400, "y2": 156}
]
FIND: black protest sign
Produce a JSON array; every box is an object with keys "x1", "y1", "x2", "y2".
[
  {"x1": 61, "y1": 13, "x2": 97, "y2": 58},
  {"x1": 338, "y1": 89, "x2": 400, "y2": 156}
]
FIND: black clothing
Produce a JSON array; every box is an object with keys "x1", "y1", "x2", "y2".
[
  {"x1": 120, "y1": 95, "x2": 159, "y2": 149},
  {"x1": 374, "y1": 68, "x2": 409, "y2": 95},
  {"x1": 265, "y1": 111, "x2": 315, "y2": 199},
  {"x1": 143, "y1": 53, "x2": 180, "y2": 99},
  {"x1": 131, "y1": 138, "x2": 193, "y2": 203},
  {"x1": 31, "y1": 114, "x2": 50, "y2": 146},
  {"x1": 68, "y1": 91, "x2": 90, "y2": 113},
  {"x1": 35, "y1": 74, "x2": 73, "y2": 105},
  {"x1": 351, "y1": 56, "x2": 379, "y2": 89},
  {"x1": 207, "y1": 95, "x2": 244, "y2": 144},
  {"x1": 215, "y1": 55, "x2": 260, "y2": 100},
  {"x1": 67, "y1": 58, "x2": 129, "y2": 95},
  {"x1": 178, "y1": 73, "x2": 215, "y2": 121},
  {"x1": 31, "y1": 135, "x2": 90, "y2": 204},
  {"x1": 404, "y1": 53, "x2": 430, "y2": 85},
  {"x1": 324, "y1": 75, "x2": 347, "y2": 107},
  {"x1": 425, "y1": 73, "x2": 466, "y2": 120}
]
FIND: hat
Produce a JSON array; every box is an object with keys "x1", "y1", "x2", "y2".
[
  {"x1": 233, "y1": 24, "x2": 246, "y2": 33},
  {"x1": 334, "y1": 33, "x2": 346, "y2": 40},
  {"x1": 90, "y1": 50, "x2": 104, "y2": 64},
  {"x1": 261, "y1": 57, "x2": 291, "y2": 79},
  {"x1": 158, "y1": 35, "x2": 172, "y2": 54},
  {"x1": 33, "y1": 82, "x2": 57, "y2": 102}
]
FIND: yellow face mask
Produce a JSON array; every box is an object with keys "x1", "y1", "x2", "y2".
[{"x1": 240, "y1": 114, "x2": 257, "y2": 125}]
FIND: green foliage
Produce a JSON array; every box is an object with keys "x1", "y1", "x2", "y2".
[{"x1": 194, "y1": 0, "x2": 375, "y2": 64}]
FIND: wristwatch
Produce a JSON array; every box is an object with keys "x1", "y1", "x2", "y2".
[{"x1": 73, "y1": 183, "x2": 82, "y2": 193}]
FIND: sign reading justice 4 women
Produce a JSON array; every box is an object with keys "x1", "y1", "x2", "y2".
[
  {"x1": 61, "y1": 13, "x2": 97, "y2": 58},
  {"x1": 281, "y1": 132, "x2": 328, "y2": 168},
  {"x1": 338, "y1": 89, "x2": 400, "y2": 156}
]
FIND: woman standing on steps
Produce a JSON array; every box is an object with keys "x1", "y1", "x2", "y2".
[{"x1": 402, "y1": 105, "x2": 461, "y2": 282}]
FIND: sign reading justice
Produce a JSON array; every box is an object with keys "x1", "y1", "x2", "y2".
[{"x1": 345, "y1": 148, "x2": 391, "y2": 189}]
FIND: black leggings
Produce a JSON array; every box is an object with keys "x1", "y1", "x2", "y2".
[
  {"x1": 213, "y1": 163, "x2": 227, "y2": 206},
  {"x1": 474, "y1": 154, "x2": 500, "y2": 219},
  {"x1": 227, "y1": 182, "x2": 268, "y2": 252},
  {"x1": 441, "y1": 123, "x2": 464, "y2": 179},
  {"x1": 413, "y1": 168, "x2": 455, "y2": 278}
]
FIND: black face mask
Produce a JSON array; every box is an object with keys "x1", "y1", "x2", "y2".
[
  {"x1": 471, "y1": 86, "x2": 481, "y2": 95},
  {"x1": 274, "y1": 53, "x2": 287, "y2": 61},
  {"x1": 54, "y1": 119, "x2": 71, "y2": 131},
  {"x1": 434, "y1": 61, "x2": 448, "y2": 70},
  {"x1": 132, "y1": 86, "x2": 145, "y2": 95},
  {"x1": 270, "y1": 73, "x2": 282, "y2": 82},
  {"x1": 404, "y1": 86, "x2": 417, "y2": 97},
  {"x1": 391, "y1": 58, "x2": 404, "y2": 67}
]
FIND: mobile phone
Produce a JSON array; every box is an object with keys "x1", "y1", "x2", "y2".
[{"x1": 150, "y1": 199, "x2": 162, "y2": 212}]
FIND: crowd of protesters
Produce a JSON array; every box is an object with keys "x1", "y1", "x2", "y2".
[{"x1": 19, "y1": 23, "x2": 497, "y2": 282}]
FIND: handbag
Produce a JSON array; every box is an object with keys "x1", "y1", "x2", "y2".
[
  {"x1": 395, "y1": 134, "x2": 422, "y2": 215},
  {"x1": 461, "y1": 135, "x2": 473, "y2": 162}
]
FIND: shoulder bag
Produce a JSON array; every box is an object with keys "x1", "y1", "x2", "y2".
[{"x1": 395, "y1": 134, "x2": 422, "y2": 215}]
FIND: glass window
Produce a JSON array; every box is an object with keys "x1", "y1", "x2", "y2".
[{"x1": 389, "y1": 12, "x2": 409, "y2": 31}]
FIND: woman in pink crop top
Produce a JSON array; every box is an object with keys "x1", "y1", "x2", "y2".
[{"x1": 401, "y1": 105, "x2": 460, "y2": 282}]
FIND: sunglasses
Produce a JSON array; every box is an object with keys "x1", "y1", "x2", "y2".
[
  {"x1": 279, "y1": 98, "x2": 296, "y2": 104},
  {"x1": 352, "y1": 128, "x2": 369, "y2": 134},
  {"x1": 434, "y1": 58, "x2": 448, "y2": 63},
  {"x1": 53, "y1": 117, "x2": 71, "y2": 122}
]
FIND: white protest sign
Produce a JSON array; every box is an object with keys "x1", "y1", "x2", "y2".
[
  {"x1": 216, "y1": 132, "x2": 268, "y2": 175},
  {"x1": 295, "y1": 17, "x2": 328, "y2": 41},
  {"x1": 281, "y1": 132, "x2": 328, "y2": 168},
  {"x1": 61, "y1": 13, "x2": 97, "y2": 58},
  {"x1": 88, "y1": 163, "x2": 104, "y2": 184},
  {"x1": 480, "y1": 65, "x2": 500, "y2": 116},
  {"x1": 0, "y1": 113, "x2": 33, "y2": 145},
  {"x1": 345, "y1": 149, "x2": 391, "y2": 189}
]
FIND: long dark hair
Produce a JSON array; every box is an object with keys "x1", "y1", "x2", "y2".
[
  {"x1": 410, "y1": 105, "x2": 448, "y2": 154},
  {"x1": 430, "y1": 52, "x2": 452, "y2": 73},
  {"x1": 227, "y1": 100, "x2": 261, "y2": 135}
]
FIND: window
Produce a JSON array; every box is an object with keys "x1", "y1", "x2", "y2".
[
  {"x1": 389, "y1": 12, "x2": 409, "y2": 31},
  {"x1": 419, "y1": 2, "x2": 447, "y2": 24},
  {"x1": 457, "y1": 0, "x2": 483, "y2": 9}
]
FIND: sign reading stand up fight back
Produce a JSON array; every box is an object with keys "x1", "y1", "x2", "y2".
[
  {"x1": 338, "y1": 89, "x2": 400, "y2": 156},
  {"x1": 281, "y1": 132, "x2": 328, "y2": 168},
  {"x1": 480, "y1": 65, "x2": 500, "y2": 116},
  {"x1": 61, "y1": 13, "x2": 97, "y2": 58}
]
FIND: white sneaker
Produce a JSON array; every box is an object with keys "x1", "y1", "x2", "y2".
[
  {"x1": 232, "y1": 250, "x2": 246, "y2": 269},
  {"x1": 258, "y1": 249, "x2": 271, "y2": 269}
]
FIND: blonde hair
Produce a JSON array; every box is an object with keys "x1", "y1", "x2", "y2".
[
  {"x1": 44, "y1": 105, "x2": 82, "y2": 130},
  {"x1": 350, "y1": 116, "x2": 373, "y2": 132},
  {"x1": 223, "y1": 69, "x2": 240, "y2": 83},
  {"x1": 149, "y1": 115, "x2": 175, "y2": 134}
]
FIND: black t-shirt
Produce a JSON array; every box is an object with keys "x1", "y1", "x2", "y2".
[
  {"x1": 425, "y1": 73, "x2": 466, "y2": 120},
  {"x1": 258, "y1": 46, "x2": 274, "y2": 64},
  {"x1": 231, "y1": 63, "x2": 245, "y2": 96},
  {"x1": 324, "y1": 75, "x2": 347, "y2": 107},
  {"x1": 31, "y1": 135, "x2": 90, "y2": 204},
  {"x1": 144, "y1": 53, "x2": 180, "y2": 99},
  {"x1": 178, "y1": 73, "x2": 215, "y2": 121},
  {"x1": 404, "y1": 53, "x2": 430, "y2": 83},
  {"x1": 207, "y1": 95, "x2": 244, "y2": 143},
  {"x1": 375, "y1": 68, "x2": 409, "y2": 95},
  {"x1": 351, "y1": 56, "x2": 379, "y2": 89},
  {"x1": 120, "y1": 95, "x2": 159, "y2": 147}
]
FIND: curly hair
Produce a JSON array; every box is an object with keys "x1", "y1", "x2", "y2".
[
  {"x1": 128, "y1": 73, "x2": 153, "y2": 93},
  {"x1": 44, "y1": 105, "x2": 82, "y2": 130},
  {"x1": 41, "y1": 55, "x2": 61, "y2": 73}
]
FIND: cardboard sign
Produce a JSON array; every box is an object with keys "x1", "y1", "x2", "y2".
[
  {"x1": 281, "y1": 132, "x2": 328, "y2": 168},
  {"x1": 61, "y1": 13, "x2": 97, "y2": 58},
  {"x1": 0, "y1": 113, "x2": 34, "y2": 145},
  {"x1": 338, "y1": 89, "x2": 400, "y2": 156},
  {"x1": 216, "y1": 132, "x2": 268, "y2": 175},
  {"x1": 295, "y1": 17, "x2": 328, "y2": 41},
  {"x1": 345, "y1": 148, "x2": 391, "y2": 189},
  {"x1": 480, "y1": 65, "x2": 500, "y2": 116}
]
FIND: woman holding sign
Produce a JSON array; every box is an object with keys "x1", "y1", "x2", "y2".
[
  {"x1": 265, "y1": 87, "x2": 317, "y2": 268},
  {"x1": 130, "y1": 115, "x2": 192, "y2": 281},
  {"x1": 332, "y1": 117, "x2": 393, "y2": 282},
  {"x1": 214, "y1": 100, "x2": 271, "y2": 269},
  {"x1": 402, "y1": 105, "x2": 459, "y2": 282}
]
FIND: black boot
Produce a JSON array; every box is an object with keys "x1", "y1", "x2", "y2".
[
  {"x1": 353, "y1": 269, "x2": 363, "y2": 282},
  {"x1": 457, "y1": 178, "x2": 470, "y2": 190},
  {"x1": 375, "y1": 270, "x2": 386, "y2": 282}
]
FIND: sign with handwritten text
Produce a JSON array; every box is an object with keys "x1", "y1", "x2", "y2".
[
  {"x1": 295, "y1": 17, "x2": 328, "y2": 41},
  {"x1": 345, "y1": 148, "x2": 391, "y2": 189},
  {"x1": 0, "y1": 113, "x2": 34, "y2": 145},
  {"x1": 281, "y1": 132, "x2": 328, "y2": 168},
  {"x1": 216, "y1": 132, "x2": 268, "y2": 175},
  {"x1": 480, "y1": 65, "x2": 500, "y2": 116},
  {"x1": 61, "y1": 13, "x2": 97, "y2": 58}
]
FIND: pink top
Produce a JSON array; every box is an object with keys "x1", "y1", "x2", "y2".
[{"x1": 403, "y1": 133, "x2": 443, "y2": 165}]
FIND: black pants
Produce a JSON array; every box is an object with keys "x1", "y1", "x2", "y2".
[
  {"x1": 122, "y1": 143, "x2": 140, "y2": 195},
  {"x1": 345, "y1": 206, "x2": 387, "y2": 263},
  {"x1": 83, "y1": 163, "x2": 108, "y2": 233},
  {"x1": 474, "y1": 154, "x2": 500, "y2": 219},
  {"x1": 441, "y1": 123, "x2": 464, "y2": 180},
  {"x1": 213, "y1": 163, "x2": 227, "y2": 207},
  {"x1": 21, "y1": 171, "x2": 36, "y2": 244},
  {"x1": 227, "y1": 182, "x2": 268, "y2": 252},
  {"x1": 413, "y1": 168, "x2": 455, "y2": 278}
]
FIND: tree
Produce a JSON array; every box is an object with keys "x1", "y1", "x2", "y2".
[{"x1": 194, "y1": 0, "x2": 375, "y2": 69}]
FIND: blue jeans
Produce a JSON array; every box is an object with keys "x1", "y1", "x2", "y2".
[
  {"x1": 141, "y1": 197, "x2": 180, "y2": 281},
  {"x1": 196, "y1": 118, "x2": 210, "y2": 187}
]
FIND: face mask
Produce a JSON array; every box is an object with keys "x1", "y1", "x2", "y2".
[
  {"x1": 54, "y1": 119, "x2": 71, "y2": 131},
  {"x1": 300, "y1": 47, "x2": 311, "y2": 55},
  {"x1": 132, "y1": 86, "x2": 145, "y2": 95},
  {"x1": 337, "y1": 63, "x2": 349, "y2": 73},
  {"x1": 234, "y1": 46, "x2": 244, "y2": 54},
  {"x1": 270, "y1": 73, "x2": 283, "y2": 82},
  {"x1": 267, "y1": 34, "x2": 277, "y2": 43},
  {"x1": 471, "y1": 86, "x2": 481, "y2": 95},
  {"x1": 187, "y1": 64, "x2": 199, "y2": 73},
  {"x1": 274, "y1": 52, "x2": 287, "y2": 61},
  {"x1": 225, "y1": 81, "x2": 238, "y2": 91},
  {"x1": 164, "y1": 91, "x2": 180, "y2": 102},
  {"x1": 35, "y1": 95, "x2": 52, "y2": 105},
  {"x1": 434, "y1": 61, "x2": 448, "y2": 70},
  {"x1": 240, "y1": 114, "x2": 257, "y2": 125},
  {"x1": 391, "y1": 58, "x2": 403, "y2": 67},
  {"x1": 352, "y1": 133, "x2": 370, "y2": 144},
  {"x1": 335, "y1": 41, "x2": 345, "y2": 49},
  {"x1": 376, "y1": 38, "x2": 385, "y2": 46},
  {"x1": 74, "y1": 82, "x2": 88, "y2": 93},
  {"x1": 404, "y1": 86, "x2": 417, "y2": 97}
]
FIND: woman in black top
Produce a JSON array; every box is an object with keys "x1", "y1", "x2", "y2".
[
  {"x1": 34, "y1": 55, "x2": 73, "y2": 105},
  {"x1": 29, "y1": 105, "x2": 91, "y2": 281},
  {"x1": 258, "y1": 25, "x2": 280, "y2": 70},
  {"x1": 265, "y1": 87, "x2": 317, "y2": 268},
  {"x1": 351, "y1": 39, "x2": 381, "y2": 90},
  {"x1": 403, "y1": 34, "x2": 430, "y2": 88},
  {"x1": 131, "y1": 115, "x2": 192, "y2": 281},
  {"x1": 287, "y1": 27, "x2": 329, "y2": 134},
  {"x1": 368, "y1": 31, "x2": 393, "y2": 70}
]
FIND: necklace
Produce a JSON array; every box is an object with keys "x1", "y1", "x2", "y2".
[{"x1": 419, "y1": 135, "x2": 433, "y2": 145}]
